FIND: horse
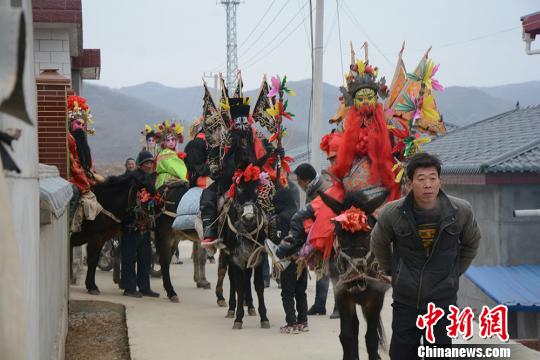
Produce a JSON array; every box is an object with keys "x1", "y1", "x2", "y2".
[
  {"x1": 70, "y1": 172, "x2": 151, "y2": 294},
  {"x1": 153, "y1": 182, "x2": 210, "y2": 302},
  {"x1": 215, "y1": 250, "x2": 257, "y2": 318},
  {"x1": 319, "y1": 190, "x2": 390, "y2": 360},
  {"x1": 222, "y1": 177, "x2": 270, "y2": 330}
]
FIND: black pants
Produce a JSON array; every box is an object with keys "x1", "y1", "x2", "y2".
[
  {"x1": 200, "y1": 182, "x2": 219, "y2": 239},
  {"x1": 389, "y1": 301, "x2": 452, "y2": 360},
  {"x1": 280, "y1": 262, "x2": 308, "y2": 325},
  {"x1": 120, "y1": 228, "x2": 152, "y2": 293}
]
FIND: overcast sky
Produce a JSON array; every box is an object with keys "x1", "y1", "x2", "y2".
[{"x1": 82, "y1": 0, "x2": 540, "y2": 90}]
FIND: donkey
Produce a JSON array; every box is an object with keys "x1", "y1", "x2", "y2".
[
  {"x1": 222, "y1": 176, "x2": 270, "y2": 330},
  {"x1": 70, "y1": 172, "x2": 152, "y2": 294},
  {"x1": 320, "y1": 190, "x2": 391, "y2": 360}
]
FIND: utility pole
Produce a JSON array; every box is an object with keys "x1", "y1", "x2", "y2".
[
  {"x1": 310, "y1": 0, "x2": 324, "y2": 172},
  {"x1": 203, "y1": 72, "x2": 219, "y2": 100},
  {"x1": 221, "y1": 0, "x2": 240, "y2": 92}
]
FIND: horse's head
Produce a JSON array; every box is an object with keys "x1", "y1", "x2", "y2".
[
  {"x1": 320, "y1": 190, "x2": 388, "y2": 290},
  {"x1": 227, "y1": 164, "x2": 266, "y2": 238},
  {"x1": 93, "y1": 170, "x2": 157, "y2": 221}
]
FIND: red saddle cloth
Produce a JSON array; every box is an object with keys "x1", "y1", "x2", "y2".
[{"x1": 303, "y1": 182, "x2": 345, "y2": 259}]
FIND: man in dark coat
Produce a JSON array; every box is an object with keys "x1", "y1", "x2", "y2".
[
  {"x1": 120, "y1": 150, "x2": 160, "y2": 298},
  {"x1": 371, "y1": 152, "x2": 481, "y2": 359}
]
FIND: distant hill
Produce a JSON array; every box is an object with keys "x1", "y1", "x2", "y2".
[
  {"x1": 82, "y1": 84, "x2": 183, "y2": 162},
  {"x1": 84, "y1": 79, "x2": 539, "y2": 163},
  {"x1": 478, "y1": 81, "x2": 540, "y2": 108}
]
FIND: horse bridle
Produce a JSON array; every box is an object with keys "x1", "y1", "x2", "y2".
[
  {"x1": 226, "y1": 200, "x2": 267, "y2": 268},
  {"x1": 334, "y1": 214, "x2": 390, "y2": 291}
]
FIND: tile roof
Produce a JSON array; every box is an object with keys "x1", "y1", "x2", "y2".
[{"x1": 423, "y1": 105, "x2": 540, "y2": 174}]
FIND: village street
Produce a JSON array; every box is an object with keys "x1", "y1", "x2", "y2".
[
  {"x1": 71, "y1": 242, "x2": 390, "y2": 360},
  {"x1": 70, "y1": 242, "x2": 539, "y2": 360}
]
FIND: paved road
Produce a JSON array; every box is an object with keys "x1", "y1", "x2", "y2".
[{"x1": 71, "y1": 242, "x2": 538, "y2": 360}]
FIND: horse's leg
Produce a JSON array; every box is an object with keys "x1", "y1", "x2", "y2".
[
  {"x1": 245, "y1": 268, "x2": 256, "y2": 315},
  {"x1": 85, "y1": 235, "x2": 105, "y2": 294},
  {"x1": 112, "y1": 238, "x2": 121, "y2": 285},
  {"x1": 193, "y1": 239, "x2": 210, "y2": 289},
  {"x1": 337, "y1": 291, "x2": 360, "y2": 360},
  {"x1": 232, "y1": 266, "x2": 245, "y2": 329},
  {"x1": 216, "y1": 251, "x2": 227, "y2": 306},
  {"x1": 226, "y1": 263, "x2": 236, "y2": 318},
  {"x1": 361, "y1": 292, "x2": 385, "y2": 360},
  {"x1": 254, "y1": 263, "x2": 269, "y2": 328},
  {"x1": 156, "y1": 225, "x2": 178, "y2": 301}
]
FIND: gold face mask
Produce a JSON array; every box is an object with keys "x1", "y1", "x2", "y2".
[{"x1": 354, "y1": 88, "x2": 377, "y2": 108}]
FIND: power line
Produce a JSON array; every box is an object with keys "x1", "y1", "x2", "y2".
[
  {"x1": 237, "y1": 0, "x2": 277, "y2": 51},
  {"x1": 237, "y1": 0, "x2": 291, "y2": 60},
  {"x1": 342, "y1": 0, "x2": 394, "y2": 67},
  {"x1": 208, "y1": 0, "x2": 283, "y2": 73},
  {"x1": 241, "y1": 1, "x2": 310, "y2": 69},
  {"x1": 336, "y1": 0, "x2": 345, "y2": 81},
  {"x1": 438, "y1": 26, "x2": 520, "y2": 48}
]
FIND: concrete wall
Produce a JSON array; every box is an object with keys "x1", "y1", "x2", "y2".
[
  {"x1": 1, "y1": 2, "x2": 40, "y2": 358},
  {"x1": 449, "y1": 183, "x2": 540, "y2": 339},
  {"x1": 33, "y1": 28, "x2": 71, "y2": 80},
  {"x1": 499, "y1": 184, "x2": 540, "y2": 266},
  {"x1": 39, "y1": 211, "x2": 69, "y2": 360},
  {"x1": 443, "y1": 184, "x2": 501, "y2": 265}
]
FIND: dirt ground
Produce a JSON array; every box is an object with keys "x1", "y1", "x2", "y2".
[{"x1": 65, "y1": 300, "x2": 130, "y2": 360}]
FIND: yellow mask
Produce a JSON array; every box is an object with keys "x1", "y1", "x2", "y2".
[{"x1": 354, "y1": 88, "x2": 377, "y2": 108}]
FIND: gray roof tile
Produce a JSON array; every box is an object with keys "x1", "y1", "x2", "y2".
[{"x1": 423, "y1": 105, "x2": 540, "y2": 174}]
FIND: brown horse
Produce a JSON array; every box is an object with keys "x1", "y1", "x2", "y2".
[
  {"x1": 320, "y1": 190, "x2": 390, "y2": 360},
  {"x1": 70, "y1": 172, "x2": 147, "y2": 294},
  {"x1": 153, "y1": 182, "x2": 210, "y2": 302}
]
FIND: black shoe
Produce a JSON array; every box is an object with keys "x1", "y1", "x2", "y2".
[
  {"x1": 307, "y1": 305, "x2": 326, "y2": 315},
  {"x1": 140, "y1": 290, "x2": 160, "y2": 298},
  {"x1": 123, "y1": 290, "x2": 143, "y2": 298},
  {"x1": 329, "y1": 308, "x2": 340, "y2": 319}
]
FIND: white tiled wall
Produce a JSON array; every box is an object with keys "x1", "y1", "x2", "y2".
[{"x1": 33, "y1": 28, "x2": 71, "y2": 80}]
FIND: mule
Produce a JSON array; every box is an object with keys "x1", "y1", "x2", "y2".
[{"x1": 320, "y1": 190, "x2": 391, "y2": 360}]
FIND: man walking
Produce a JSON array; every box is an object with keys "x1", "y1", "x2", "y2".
[
  {"x1": 293, "y1": 164, "x2": 339, "y2": 318},
  {"x1": 370, "y1": 152, "x2": 481, "y2": 359},
  {"x1": 120, "y1": 150, "x2": 160, "y2": 298}
]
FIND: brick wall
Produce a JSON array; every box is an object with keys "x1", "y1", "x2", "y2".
[
  {"x1": 33, "y1": 28, "x2": 72, "y2": 80},
  {"x1": 36, "y1": 70, "x2": 71, "y2": 179}
]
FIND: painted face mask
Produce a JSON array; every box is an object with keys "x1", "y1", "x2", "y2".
[
  {"x1": 354, "y1": 88, "x2": 377, "y2": 109},
  {"x1": 146, "y1": 136, "x2": 156, "y2": 150},
  {"x1": 233, "y1": 116, "x2": 250, "y2": 132},
  {"x1": 70, "y1": 118, "x2": 85, "y2": 132},
  {"x1": 164, "y1": 134, "x2": 177, "y2": 150}
]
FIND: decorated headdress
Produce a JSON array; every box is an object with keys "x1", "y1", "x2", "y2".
[
  {"x1": 340, "y1": 42, "x2": 389, "y2": 106},
  {"x1": 153, "y1": 120, "x2": 184, "y2": 144},
  {"x1": 141, "y1": 124, "x2": 156, "y2": 140},
  {"x1": 189, "y1": 116, "x2": 204, "y2": 139},
  {"x1": 229, "y1": 97, "x2": 251, "y2": 119},
  {"x1": 67, "y1": 95, "x2": 95, "y2": 134}
]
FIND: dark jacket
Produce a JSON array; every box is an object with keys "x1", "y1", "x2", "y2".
[
  {"x1": 370, "y1": 190, "x2": 481, "y2": 308},
  {"x1": 184, "y1": 136, "x2": 210, "y2": 188},
  {"x1": 269, "y1": 187, "x2": 299, "y2": 245},
  {"x1": 305, "y1": 175, "x2": 331, "y2": 203}
]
